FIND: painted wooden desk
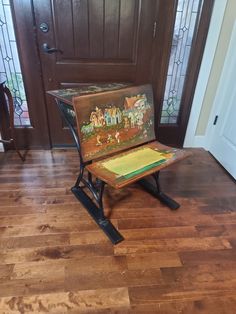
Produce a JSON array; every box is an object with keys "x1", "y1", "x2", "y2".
[{"x1": 48, "y1": 84, "x2": 190, "y2": 244}]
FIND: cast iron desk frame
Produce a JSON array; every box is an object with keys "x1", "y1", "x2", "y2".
[{"x1": 53, "y1": 91, "x2": 180, "y2": 244}]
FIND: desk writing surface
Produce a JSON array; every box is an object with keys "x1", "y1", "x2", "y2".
[
  {"x1": 47, "y1": 83, "x2": 129, "y2": 106},
  {"x1": 102, "y1": 147, "x2": 168, "y2": 176},
  {"x1": 86, "y1": 141, "x2": 190, "y2": 189}
]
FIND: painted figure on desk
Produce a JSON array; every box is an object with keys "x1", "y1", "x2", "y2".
[
  {"x1": 115, "y1": 131, "x2": 120, "y2": 143},
  {"x1": 96, "y1": 135, "x2": 102, "y2": 146}
]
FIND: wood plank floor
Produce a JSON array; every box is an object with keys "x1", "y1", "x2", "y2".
[{"x1": 0, "y1": 148, "x2": 235, "y2": 313}]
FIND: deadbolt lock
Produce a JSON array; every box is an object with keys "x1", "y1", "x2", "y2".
[{"x1": 39, "y1": 23, "x2": 49, "y2": 33}]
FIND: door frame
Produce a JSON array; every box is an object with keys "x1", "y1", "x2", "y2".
[
  {"x1": 206, "y1": 20, "x2": 236, "y2": 179},
  {"x1": 6, "y1": 0, "x2": 51, "y2": 149},
  {"x1": 184, "y1": 0, "x2": 228, "y2": 148},
  {"x1": 152, "y1": 0, "x2": 215, "y2": 147}
]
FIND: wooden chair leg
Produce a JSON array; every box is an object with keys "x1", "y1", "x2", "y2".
[
  {"x1": 3, "y1": 86, "x2": 25, "y2": 161},
  {"x1": 138, "y1": 171, "x2": 180, "y2": 210}
]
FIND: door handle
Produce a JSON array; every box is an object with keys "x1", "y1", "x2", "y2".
[{"x1": 42, "y1": 43, "x2": 63, "y2": 54}]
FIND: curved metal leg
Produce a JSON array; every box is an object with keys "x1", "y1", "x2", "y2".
[
  {"x1": 96, "y1": 179, "x2": 106, "y2": 222},
  {"x1": 74, "y1": 164, "x2": 85, "y2": 188}
]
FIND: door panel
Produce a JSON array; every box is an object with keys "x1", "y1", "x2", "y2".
[
  {"x1": 210, "y1": 22, "x2": 236, "y2": 180},
  {"x1": 33, "y1": 0, "x2": 156, "y2": 146},
  {"x1": 53, "y1": 0, "x2": 138, "y2": 61}
]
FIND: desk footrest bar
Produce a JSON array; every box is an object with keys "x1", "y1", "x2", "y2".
[
  {"x1": 138, "y1": 179, "x2": 180, "y2": 210},
  {"x1": 71, "y1": 186, "x2": 124, "y2": 244}
]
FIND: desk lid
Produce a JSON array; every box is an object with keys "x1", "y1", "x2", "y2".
[{"x1": 47, "y1": 83, "x2": 129, "y2": 105}]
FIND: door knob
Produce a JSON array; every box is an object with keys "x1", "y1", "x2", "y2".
[{"x1": 42, "y1": 43, "x2": 62, "y2": 54}]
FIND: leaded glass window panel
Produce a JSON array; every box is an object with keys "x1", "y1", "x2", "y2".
[
  {"x1": 0, "y1": 0, "x2": 31, "y2": 126},
  {"x1": 160, "y1": 0, "x2": 202, "y2": 124}
]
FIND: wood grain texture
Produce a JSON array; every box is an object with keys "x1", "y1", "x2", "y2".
[{"x1": 0, "y1": 148, "x2": 236, "y2": 312}]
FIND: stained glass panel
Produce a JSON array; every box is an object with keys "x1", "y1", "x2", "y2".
[
  {"x1": 0, "y1": 0, "x2": 31, "y2": 126},
  {"x1": 160, "y1": 0, "x2": 202, "y2": 124}
]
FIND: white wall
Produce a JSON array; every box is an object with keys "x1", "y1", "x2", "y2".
[{"x1": 184, "y1": 0, "x2": 229, "y2": 148}]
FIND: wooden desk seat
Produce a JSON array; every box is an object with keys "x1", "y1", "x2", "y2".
[{"x1": 86, "y1": 141, "x2": 187, "y2": 189}]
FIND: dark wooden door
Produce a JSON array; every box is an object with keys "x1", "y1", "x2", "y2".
[
  {"x1": 33, "y1": 0, "x2": 157, "y2": 146},
  {"x1": 8, "y1": 0, "x2": 214, "y2": 149}
]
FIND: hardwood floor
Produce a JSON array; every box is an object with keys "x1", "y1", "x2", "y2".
[{"x1": 0, "y1": 148, "x2": 235, "y2": 313}]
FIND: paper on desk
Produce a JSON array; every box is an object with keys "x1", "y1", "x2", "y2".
[{"x1": 102, "y1": 147, "x2": 166, "y2": 176}]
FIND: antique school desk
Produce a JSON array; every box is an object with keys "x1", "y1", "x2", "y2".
[{"x1": 48, "y1": 84, "x2": 190, "y2": 244}]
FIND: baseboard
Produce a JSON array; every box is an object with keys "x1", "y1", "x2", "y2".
[
  {"x1": 0, "y1": 142, "x2": 4, "y2": 152},
  {"x1": 184, "y1": 135, "x2": 206, "y2": 148},
  {"x1": 0, "y1": 133, "x2": 4, "y2": 152}
]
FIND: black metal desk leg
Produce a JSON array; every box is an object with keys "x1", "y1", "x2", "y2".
[
  {"x1": 72, "y1": 175, "x2": 124, "y2": 245},
  {"x1": 138, "y1": 171, "x2": 180, "y2": 210}
]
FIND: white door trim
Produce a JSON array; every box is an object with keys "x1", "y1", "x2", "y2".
[
  {"x1": 205, "y1": 20, "x2": 236, "y2": 152},
  {"x1": 183, "y1": 0, "x2": 227, "y2": 148}
]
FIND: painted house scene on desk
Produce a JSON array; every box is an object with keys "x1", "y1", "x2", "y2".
[{"x1": 76, "y1": 87, "x2": 156, "y2": 161}]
